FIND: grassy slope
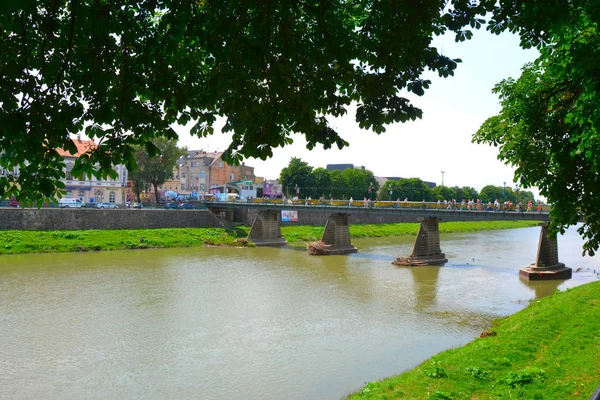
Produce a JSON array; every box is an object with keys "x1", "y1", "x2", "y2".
[
  {"x1": 349, "y1": 281, "x2": 600, "y2": 400},
  {"x1": 281, "y1": 221, "x2": 540, "y2": 243},
  {"x1": 0, "y1": 221, "x2": 540, "y2": 255}
]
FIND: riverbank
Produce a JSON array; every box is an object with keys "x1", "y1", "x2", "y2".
[
  {"x1": 0, "y1": 221, "x2": 540, "y2": 255},
  {"x1": 348, "y1": 281, "x2": 600, "y2": 400}
]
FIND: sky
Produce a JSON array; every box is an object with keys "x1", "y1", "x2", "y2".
[{"x1": 174, "y1": 29, "x2": 539, "y2": 196}]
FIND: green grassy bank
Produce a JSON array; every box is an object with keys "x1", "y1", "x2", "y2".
[
  {"x1": 348, "y1": 281, "x2": 600, "y2": 400},
  {"x1": 0, "y1": 220, "x2": 540, "y2": 255}
]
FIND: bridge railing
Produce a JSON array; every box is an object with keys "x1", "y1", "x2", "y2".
[{"x1": 211, "y1": 198, "x2": 552, "y2": 212}]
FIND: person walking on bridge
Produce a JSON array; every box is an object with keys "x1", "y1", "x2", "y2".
[
  {"x1": 537, "y1": 201, "x2": 543, "y2": 212},
  {"x1": 349, "y1": 197, "x2": 353, "y2": 207},
  {"x1": 527, "y1": 200, "x2": 532, "y2": 212}
]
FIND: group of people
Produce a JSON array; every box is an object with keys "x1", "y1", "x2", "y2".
[
  {"x1": 437, "y1": 198, "x2": 543, "y2": 212},
  {"x1": 259, "y1": 196, "x2": 545, "y2": 212}
]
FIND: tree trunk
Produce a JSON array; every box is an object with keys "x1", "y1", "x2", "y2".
[{"x1": 153, "y1": 182, "x2": 160, "y2": 203}]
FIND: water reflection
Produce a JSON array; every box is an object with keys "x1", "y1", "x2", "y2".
[
  {"x1": 407, "y1": 266, "x2": 440, "y2": 311},
  {"x1": 519, "y1": 277, "x2": 562, "y2": 299}
]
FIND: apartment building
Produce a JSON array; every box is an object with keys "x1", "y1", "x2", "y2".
[
  {"x1": 178, "y1": 150, "x2": 255, "y2": 195},
  {"x1": 57, "y1": 139, "x2": 128, "y2": 205}
]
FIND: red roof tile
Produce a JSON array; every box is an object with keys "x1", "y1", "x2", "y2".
[{"x1": 56, "y1": 139, "x2": 97, "y2": 158}]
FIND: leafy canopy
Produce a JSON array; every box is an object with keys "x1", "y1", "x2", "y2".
[
  {"x1": 1, "y1": 0, "x2": 499, "y2": 204},
  {"x1": 474, "y1": 1, "x2": 600, "y2": 254}
]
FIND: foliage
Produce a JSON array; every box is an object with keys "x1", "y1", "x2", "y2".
[
  {"x1": 473, "y1": 2, "x2": 600, "y2": 254},
  {"x1": 465, "y1": 367, "x2": 492, "y2": 381},
  {"x1": 279, "y1": 158, "x2": 315, "y2": 198},
  {"x1": 1, "y1": 0, "x2": 495, "y2": 204},
  {"x1": 424, "y1": 361, "x2": 447, "y2": 379},
  {"x1": 432, "y1": 185, "x2": 455, "y2": 201},
  {"x1": 349, "y1": 281, "x2": 600, "y2": 399},
  {"x1": 379, "y1": 178, "x2": 434, "y2": 201},
  {"x1": 451, "y1": 186, "x2": 479, "y2": 201},
  {"x1": 279, "y1": 159, "x2": 378, "y2": 200},
  {"x1": 479, "y1": 185, "x2": 506, "y2": 203},
  {"x1": 133, "y1": 138, "x2": 186, "y2": 203},
  {"x1": 311, "y1": 167, "x2": 332, "y2": 199}
]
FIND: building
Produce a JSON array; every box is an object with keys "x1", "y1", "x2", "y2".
[
  {"x1": 177, "y1": 150, "x2": 255, "y2": 195},
  {"x1": 57, "y1": 138, "x2": 128, "y2": 205},
  {"x1": 326, "y1": 164, "x2": 365, "y2": 172}
]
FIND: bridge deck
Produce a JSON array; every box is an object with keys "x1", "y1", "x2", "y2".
[{"x1": 205, "y1": 202, "x2": 551, "y2": 222}]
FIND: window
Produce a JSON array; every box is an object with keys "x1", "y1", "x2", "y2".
[
  {"x1": 65, "y1": 170, "x2": 73, "y2": 180},
  {"x1": 218, "y1": 162, "x2": 223, "y2": 168},
  {"x1": 182, "y1": 173, "x2": 186, "y2": 178},
  {"x1": 66, "y1": 190, "x2": 72, "y2": 198},
  {"x1": 78, "y1": 191, "x2": 85, "y2": 201},
  {"x1": 229, "y1": 173, "x2": 235, "y2": 180},
  {"x1": 199, "y1": 172, "x2": 205, "y2": 179},
  {"x1": 181, "y1": 184, "x2": 186, "y2": 190},
  {"x1": 109, "y1": 192, "x2": 115, "y2": 203}
]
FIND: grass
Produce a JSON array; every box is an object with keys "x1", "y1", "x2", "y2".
[
  {"x1": 0, "y1": 227, "x2": 252, "y2": 254},
  {"x1": 281, "y1": 220, "x2": 540, "y2": 243},
  {"x1": 347, "y1": 281, "x2": 600, "y2": 400},
  {"x1": 0, "y1": 221, "x2": 540, "y2": 255}
]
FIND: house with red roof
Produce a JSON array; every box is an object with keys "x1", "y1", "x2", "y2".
[{"x1": 58, "y1": 137, "x2": 128, "y2": 206}]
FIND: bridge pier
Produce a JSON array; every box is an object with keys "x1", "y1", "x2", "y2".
[
  {"x1": 520, "y1": 224, "x2": 571, "y2": 280},
  {"x1": 393, "y1": 217, "x2": 447, "y2": 266},
  {"x1": 247, "y1": 210, "x2": 287, "y2": 246},
  {"x1": 315, "y1": 213, "x2": 357, "y2": 255}
]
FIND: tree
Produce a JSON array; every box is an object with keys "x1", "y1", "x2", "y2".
[
  {"x1": 474, "y1": 1, "x2": 600, "y2": 254},
  {"x1": 432, "y1": 185, "x2": 456, "y2": 201},
  {"x1": 449, "y1": 186, "x2": 478, "y2": 202},
  {"x1": 0, "y1": 0, "x2": 496, "y2": 204},
  {"x1": 129, "y1": 169, "x2": 148, "y2": 204},
  {"x1": 479, "y1": 185, "x2": 504, "y2": 203},
  {"x1": 279, "y1": 158, "x2": 314, "y2": 198},
  {"x1": 383, "y1": 178, "x2": 434, "y2": 202},
  {"x1": 311, "y1": 168, "x2": 332, "y2": 199},
  {"x1": 342, "y1": 168, "x2": 378, "y2": 200},
  {"x1": 134, "y1": 138, "x2": 185, "y2": 203}
]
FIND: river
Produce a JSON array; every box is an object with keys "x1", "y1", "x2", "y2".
[{"x1": 0, "y1": 226, "x2": 598, "y2": 400}]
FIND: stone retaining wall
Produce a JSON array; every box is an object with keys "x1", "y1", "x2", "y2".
[{"x1": 0, "y1": 209, "x2": 225, "y2": 231}]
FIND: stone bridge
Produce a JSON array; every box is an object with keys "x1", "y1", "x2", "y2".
[{"x1": 206, "y1": 202, "x2": 571, "y2": 281}]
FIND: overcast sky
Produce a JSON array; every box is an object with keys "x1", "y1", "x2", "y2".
[{"x1": 175, "y1": 29, "x2": 538, "y2": 196}]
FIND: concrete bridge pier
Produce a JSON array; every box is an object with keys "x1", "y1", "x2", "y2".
[
  {"x1": 394, "y1": 217, "x2": 448, "y2": 266},
  {"x1": 247, "y1": 210, "x2": 287, "y2": 246},
  {"x1": 520, "y1": 224, "x2": 571, "y2": 280},
  {"x1": 318, "y1": 213, "x2": 357, "y2": 255}
]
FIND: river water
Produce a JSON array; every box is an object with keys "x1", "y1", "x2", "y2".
[{"x1": 1, "y1": 226, "x2": 598, "y2": 400}]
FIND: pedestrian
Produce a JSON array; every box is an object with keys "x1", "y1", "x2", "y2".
[
  {"x1": 349, "y1": 197, "x2": 353, "y2": 207},
  {"x1": 396, "y1": 198, "x2": 400, "y2": 209},
  {"x1": 537, "y1": 201, "x2": 543, "y2": 212},
  {"x1": 437, "y1": 199, "x2": 441, "y2": 209},
  {"x1": 422, "y1": 199, "x2": 426, "y2": 209},
  {"x1": 363, "y1": 197, "x2": 368, "y2": 207},
  {"x1": 404, "y1": 197, "x2": 409, "y2": 208},
  {"x1": 527, "y1": 200, "x2": 532, "y2": 212}
]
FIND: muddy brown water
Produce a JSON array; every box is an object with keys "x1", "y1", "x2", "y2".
[{"x1": 1, "y1": 226, "x2": 598, "y2": 399}]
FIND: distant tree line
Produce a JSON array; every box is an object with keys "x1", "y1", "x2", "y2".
[
  {"x1": 279, "y1": 158, "x2": 536, "y2": 203},
  {"x1": 279, "y1": 158, "x2": 379, "y2": 200},
  {"x1": 379, "y1": 179, "x2": 536, "y2": 203}
]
